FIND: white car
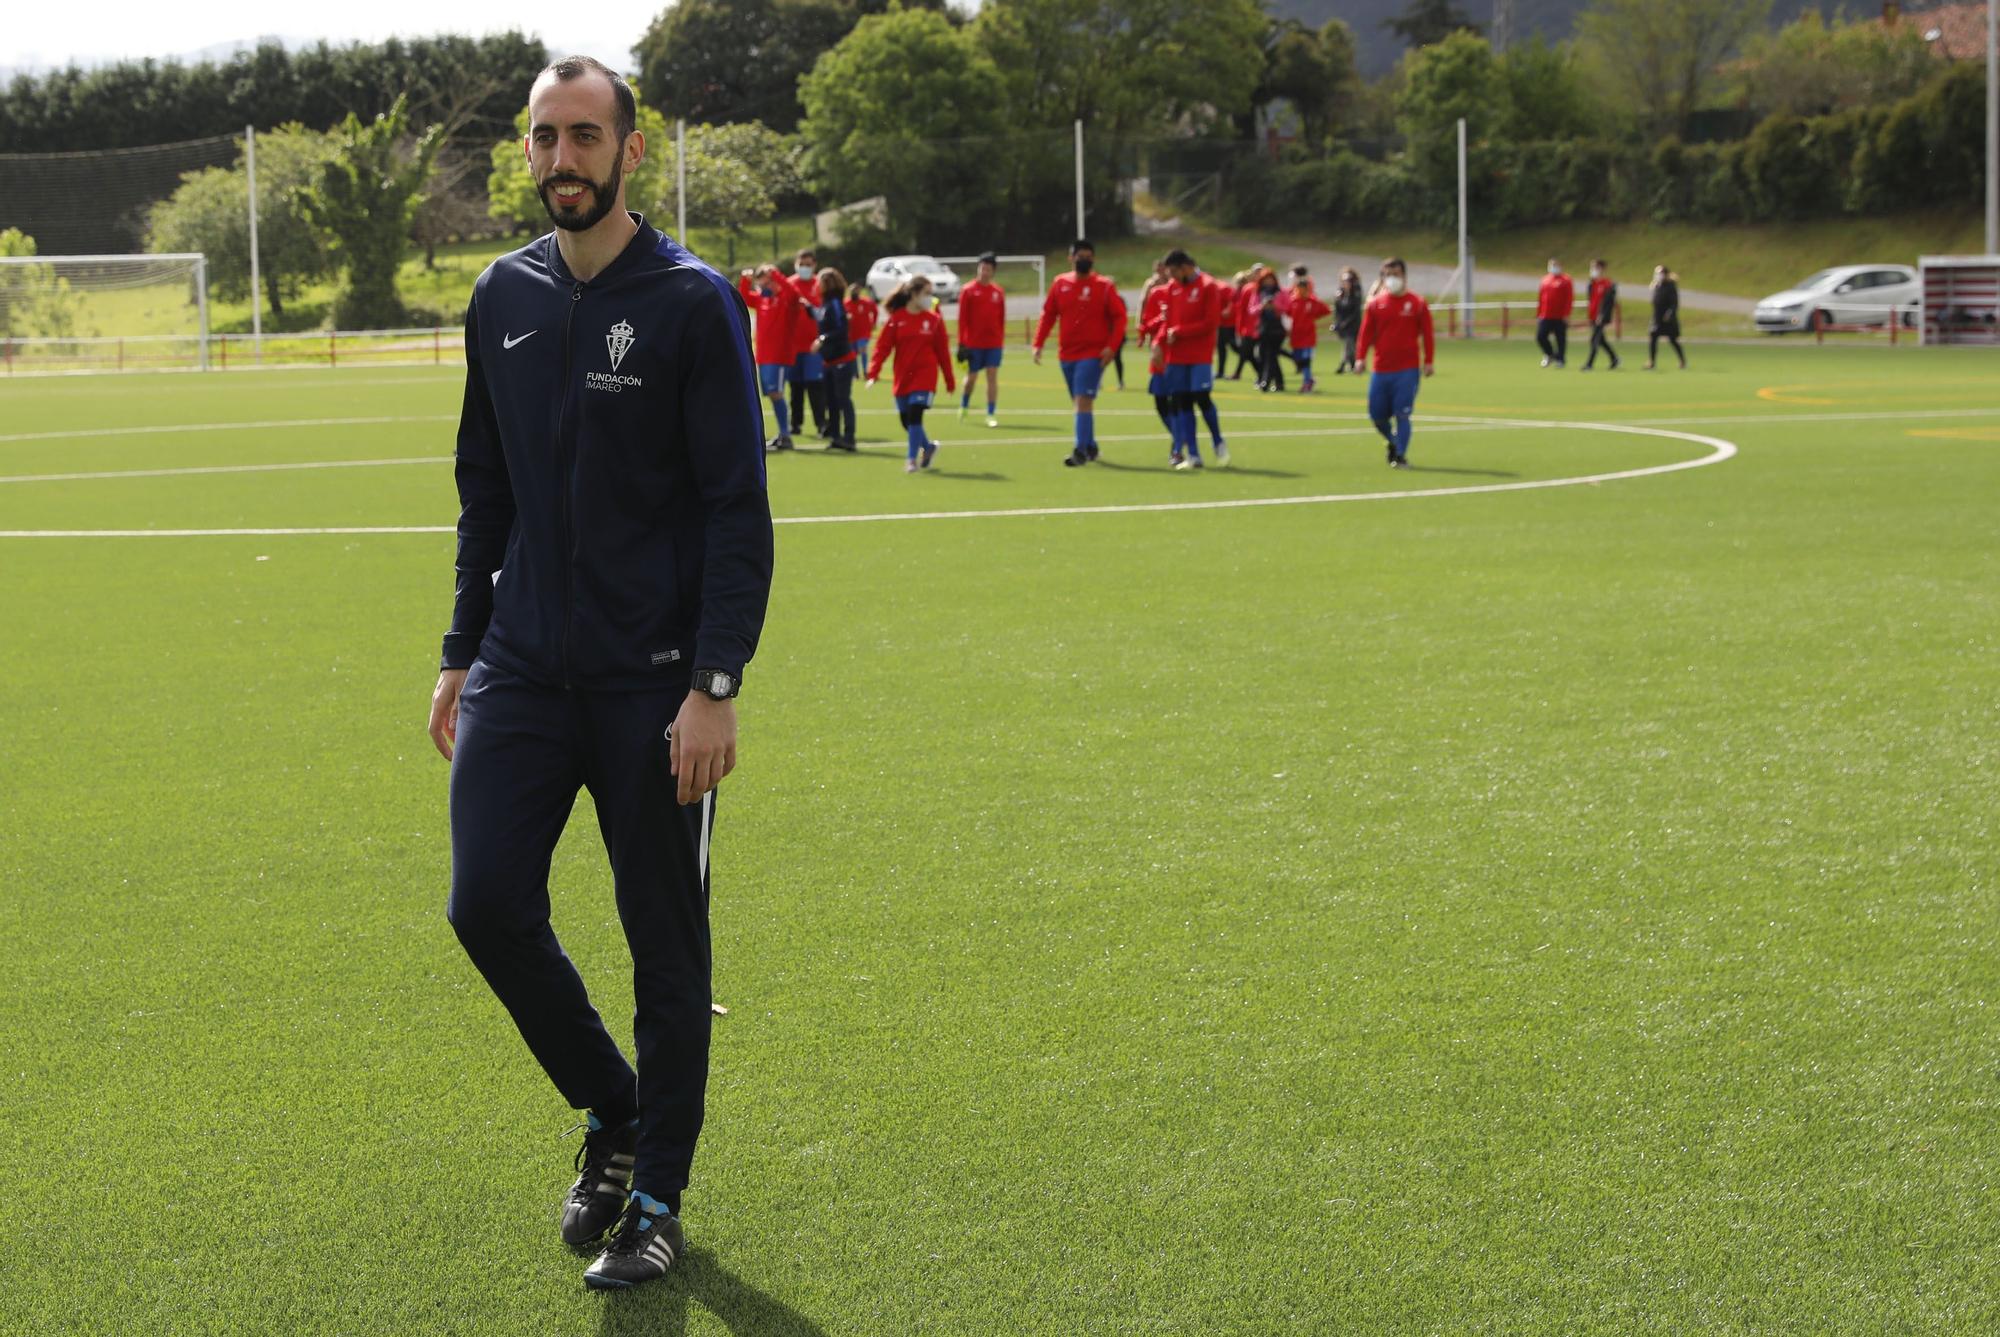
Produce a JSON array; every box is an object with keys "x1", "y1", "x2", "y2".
[
  {"x1": 1755, "y1": 264, "x2": 1918, "y2": 333},
  {"x1": 865, "y1": 255, "x2": 962, "y2": 303}
]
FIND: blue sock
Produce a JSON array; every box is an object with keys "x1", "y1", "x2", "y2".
[
  {"x1": 1198, "y1": 398, "x2": 1222, "y2": 444},
  {"x1": 1372, "y1": 416, "x2": 1394, "y2": 446},
  {"x1": 987, "y1": 399, "x2": 997, "y2": 417},
  {"x1": 1078, "y1": 411, "x2": 1094, "y2": 449},
  {"x1": 907, "y1": 422, "x2": 924, "y2": 458},
  {"x1": 1178, "y1": 411, "x2": 1201, "y2": 459},
  {"x1": 773, "y1": 398, "x2": 790, "y2": 437},
  {"x1": 961, "y1": 387, "x2": 972, "y2": 407},
  {"x1": 629, "y1": 1189, "x2": 674, "y2": 1226},
  {"x1": 1396, "y1": 413, "x2": 1413, "y2": 456}
]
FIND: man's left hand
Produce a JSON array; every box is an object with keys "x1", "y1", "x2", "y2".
[
  {"x1": 669, "y1": 692, "x2": 737, "y2": 804},
  {"x1": 1423, "y1": 364, "x2": 1435, "y2": 378}
]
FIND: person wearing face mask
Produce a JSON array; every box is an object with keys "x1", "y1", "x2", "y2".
[
  {"x1": 1536, "y1": 259, "x2": 1574, "y2": 368},
  {"x1": 787, "y1": 250, "x2": 830, "y2": 440},
  {"x1": 1252, "y1": 270, "x2": 1289, "y2": 393},
  {"x1": 1581, "y1": 259, "x2": 1620, "y2": 371},
  {"x1": 1032, "y1": 238, "x2": 1128, "y2": 468},
  {"x1": 867, "y1": 277, "x2": 956, "y2": 471},
  {"x1": 1355, "y1": 257, "x2": 1435, "y2": 469},
  {"x1": 845, "y1": 283, "x2": 879, "y2": 380},
  {"x1": 739, "y1": 263, "x2": 805, "y2": 450},
  {"x1": 1646, "y1": 265, "x2": 1686, "y2": 370},
  {"x1": 1231, "y1": 266, "x2": 1265, "y2": 381}
]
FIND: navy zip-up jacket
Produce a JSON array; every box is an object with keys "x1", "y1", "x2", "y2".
[{"x1": 441, "y1": 216, "x2": 773, "y2": 687}]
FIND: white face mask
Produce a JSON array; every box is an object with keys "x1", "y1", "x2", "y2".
[
  {"x1": 1548, "y1": 263, "x2": 1562, "y2": 275},
  {"x1": 913, "y1": 294, "x2": 934, "y2": 312},
  {"x1": 796, "y1": 263, "x2": 814, "y2": 278},
  {"x1": 1383, "y1": 275, "x2": 1406, "y2": 295}
]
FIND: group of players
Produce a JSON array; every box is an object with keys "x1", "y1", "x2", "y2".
[{"x1": 735, "y1": 239, "x2": 1682, "y2": 472}]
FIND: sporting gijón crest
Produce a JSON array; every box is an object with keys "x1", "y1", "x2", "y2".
[{"x1": 589, "y1": 319, "x2": 643, "y2": 393}]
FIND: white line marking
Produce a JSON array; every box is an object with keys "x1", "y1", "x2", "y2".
[
  {"x1": 0, "y1": 457, "x2": 448, "y2": 484},
  {"x1": 0, "y1": 418, "x2": 1734, "y2": 537},
  {"x1": 0, "y1": 414, "x2": 456, "y2": 445}
]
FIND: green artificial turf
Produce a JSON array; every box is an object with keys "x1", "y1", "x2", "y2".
[{"x1": 1, "y1": 337, "x2": 1996, "y2": 1334}]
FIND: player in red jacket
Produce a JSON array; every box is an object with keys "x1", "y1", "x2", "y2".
[
  {"x1": 845, "y1": 286, "x2": 879, "y2": 374},
  {"x1": 787, "y1": 249, "x2": 829, "y2": 438},
  {"x1": 1153, "y1": 247, "x2": 1227, "y2": 470},
  {"x1": 1355, "y1": 257, "x2": 1436, "y2": 469},
  {"x1": 1279, "y1": 266, "x2": 1332, "y2": 393},
  {"x1": 739, "y1": 264, "x2": 804, "y2": 450},
  {"x1": 1033, "y1": 238, "x2": 1127, "y2": 467},
  {"x1": 1230, "y1": 268, "x2": 1264, "y2": 380},
  {"x1": 1536, "y1": 259, "x2": 1574, "y2": 368},
  {"x1": 956, "y1": 252, "x2": 1007, "y2": 426},
  {"x1": 866, "y1": 276, "x2": 957, "y2": 472}
]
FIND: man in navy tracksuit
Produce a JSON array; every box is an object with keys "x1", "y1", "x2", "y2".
[{"x1": 425, "y1": 55, "x2": 773, "y2": 1292}]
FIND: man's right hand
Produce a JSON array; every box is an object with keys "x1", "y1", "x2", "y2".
[{"x1": 429, "y1": 668, "x2": 468, "y2": 761}]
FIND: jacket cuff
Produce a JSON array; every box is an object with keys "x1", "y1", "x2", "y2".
[{"x1": 440, "y1": 631, "x2": 482, "y2": 671}]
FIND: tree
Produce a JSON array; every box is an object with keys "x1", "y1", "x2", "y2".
[
  {"x1": 298, "y1": 97, "x2": 443, "y2": 329},
  {"x1": 797, "y1": 8, "x2": 1007, "y2": 246},
  {"x1": 1256, "y1": 18, "x2": 1362, "y2": 148},
  {"x1": 1384, "y1": 0, "x2": 1481, "y2": 50},
  {"x1": 147, "y1": 125, "x2": 336, "y2": 321},
  {"x1": 1575, "y1": 0, "x2": 1771, "y2": 136},
  {"x1": 1731, "y1": 11, "x2": 1939, "y2": 120},
  {"x1": 634, "y1": 0, "x2": 852, "y2": 133},
  {"x1": 0, "y1": 228, "x2": 79, "y2": 339},
  {"x1": 1395, "y1": 30, "x2": 1504, "y2": 183},
  {"x1": 1493, "y1": 39, "x2": 1598, "y2": 143}
]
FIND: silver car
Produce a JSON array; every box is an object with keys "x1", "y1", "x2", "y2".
[
  {"x1": 1755, "y1": 264, "x2": 1918, "y2": 333},
  {"x1": 865, "y1": 255, "x2": 962, "y2": 304}
]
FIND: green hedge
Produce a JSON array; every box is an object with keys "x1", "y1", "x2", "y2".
[{"x1": 1223, "y1": 62, "x2": 1982, "y2": 231}]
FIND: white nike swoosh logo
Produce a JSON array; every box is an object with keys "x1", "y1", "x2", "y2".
[{"x1": 502, "y1": 330, "x2": 537, "y2": 349}]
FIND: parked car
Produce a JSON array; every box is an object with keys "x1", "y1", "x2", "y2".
[
  {"x1": 1754, "y1": 264, "x2": 1918, "y2": 333},
  {"x1": 865, "y1": 255, "x2": 962, "y2": 303}
]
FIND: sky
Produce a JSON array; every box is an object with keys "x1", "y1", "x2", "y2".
[{"x1": 2, "y1": 0, "x2": 644, "y2": 76}]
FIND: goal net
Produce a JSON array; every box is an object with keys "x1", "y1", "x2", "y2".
[{"x1": 0, "y1": 253, "x2": 210, "y2": 374}]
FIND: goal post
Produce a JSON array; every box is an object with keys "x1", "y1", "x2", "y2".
[{"x1": 0, "y1": 252, "x2": 209, "y2": 374}]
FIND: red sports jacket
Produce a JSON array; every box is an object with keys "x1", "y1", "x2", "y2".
[
  {"x1": 867, "y1": 308, "x2": 956, "y2": 396},
  {"x1": 957, "y1": 279, "x2": 1007, "y2": 350},
  {"x1": 1033, "y1": 272, "x2": 1127, "y2": 362},
  {"x1": 1357, "y1": 291, "x2": 1436, "y2": 374}
]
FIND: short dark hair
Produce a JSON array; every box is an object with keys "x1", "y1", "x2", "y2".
[
  {"x1": 1070, "y1": 238, "x2": 1095, "y2": 255},
  {"x1": 541, "y1": 55, "x2": 636, "y2": 146},
  {"x1": 1382, "y1": 256, "x2": 1407, "y2": 273},
  {"x1": 1291, "y1": 263, "x2": 1309, "y2": 276},
  {"x1": 979, "y1": 251, "x2": 998, "y2": 266},
  {"x1": 796, "y1": 248, "x2": 816, "y2": 263},
  {"x1": 1593, "y1": 257, "x2": 1608, "y2": 268},
  {"x1": 1161, "y1": 248, "x2": 1193, "y2": 268}
]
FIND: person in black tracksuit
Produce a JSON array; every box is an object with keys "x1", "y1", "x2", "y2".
[
  {"x1": 427, "y1": 54, "x2": 773, "y2": 1294},
  {"x1": 1647, "y1": 265, "x2": 1687, "y2": 369},
  {"x1": 1582, "y1": 260, "x2": 1620, "y2": 370},
  {"x1": 1254, "y1": 273, "x2": 1288, "y2": 392},
  {"x1": 1332, "y1": 269, "x2": 1363, "y2": 374}
]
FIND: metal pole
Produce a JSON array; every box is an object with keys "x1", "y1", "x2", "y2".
[
  {"x1": 245, "y1": 124, "x2": 262, "y2": 360},
  {"x1": 1074, "y1": 119, "x2": 1085, "y2": 239},
  {"x1": 195, "y1": 256, "x2": 210, "y2": 372},
  {"x1": 1458, "y1": 118, "x2": 1473, "y2": 338},
  {"x1": 1987, "y1": 0, "x2": 1997, "y2": 255},
  {"x1": 676, "y1": 118, "x2": 688, "y2": 241}
]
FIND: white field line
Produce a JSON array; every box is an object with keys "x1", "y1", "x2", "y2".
[
  {"x1": 0, "y1": 418, "x2": 1734, "y2": 537},
  {"x1": 0, "y1": 415, "x2": 456, "y2": 445}
]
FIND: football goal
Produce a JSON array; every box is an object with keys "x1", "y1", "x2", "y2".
[{"x1": 0, "y1": 252, "x2": 210, "y2": 374}]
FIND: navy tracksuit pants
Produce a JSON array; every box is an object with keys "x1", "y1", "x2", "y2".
[{"x1": 446, "y1": 658, "x2": 716, "y2": 1198}]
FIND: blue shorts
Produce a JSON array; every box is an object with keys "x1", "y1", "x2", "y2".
[
  {"x1": 1059, "y1": 357, "x2": 1105, "y2": 399},
  {"x1": 793, "y1": 352, "x2": 824, "y2": 383},
  {"x1": 1294, "y1": 347, "x2": 1315, "y2": 370},
  {"x1": 1160, "y1": 362, "x2": 1215, "y2": 395},
  {"x1": 852, "y1": 339, "x2": 868, "y2": 368},
  {"x1": 894, "y1": 391, "x2": 935, "y2": 413},
  {"x1": 1147, "y1": 371, "x2": 1167, "y2": 396},
  {"x1": 965, "y1": 346, "x2": 1004, "y2": 372},
  {"x1": 758, "y1": 364, "x2": 788, "y2": 395},
  {"x1": 1368, "y1": 367, "x2": 1421, "y2": 419}
]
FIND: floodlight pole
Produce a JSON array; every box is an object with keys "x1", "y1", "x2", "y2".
[
  {"x1": 1458, "y1": 118, "x2": 1473, "y2": 337},
  {"x1": 1074, "y1": 120, "x2": 1085, "y2": 239},
  {"x1": 1987, "y1": 0, "x2": 1997, "y2": 255},
  {"x1": 676, "y1": 118, "x2": 688, "y2": 241},
  {"x1": 245, "y1": 124, "x2": 262, "y2": 360}
]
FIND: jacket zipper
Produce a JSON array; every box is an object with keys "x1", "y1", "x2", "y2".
[{"x1": 558, "y1": 280, "x2": 583, "y2": 688}]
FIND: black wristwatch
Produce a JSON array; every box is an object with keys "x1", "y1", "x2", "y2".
[{"x1": 691, "y1": 669, "x2": 740, "y2": 701}]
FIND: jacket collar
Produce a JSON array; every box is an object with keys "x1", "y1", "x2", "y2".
[{"x1": 545, "y1": 212, "x2": 659, "y2": 286}]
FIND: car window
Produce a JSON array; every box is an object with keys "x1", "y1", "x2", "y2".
[
  {"x1": 1872, "y1": 270, "x2": 1910, "y2": 288},
  {"x1": 1794, "y1": 270, "x2": 1837, "y2": 290}
]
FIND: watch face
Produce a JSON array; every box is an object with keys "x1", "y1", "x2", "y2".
[{"x1": 707, "y1": 674, "x2": 735, "y2": 699}]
